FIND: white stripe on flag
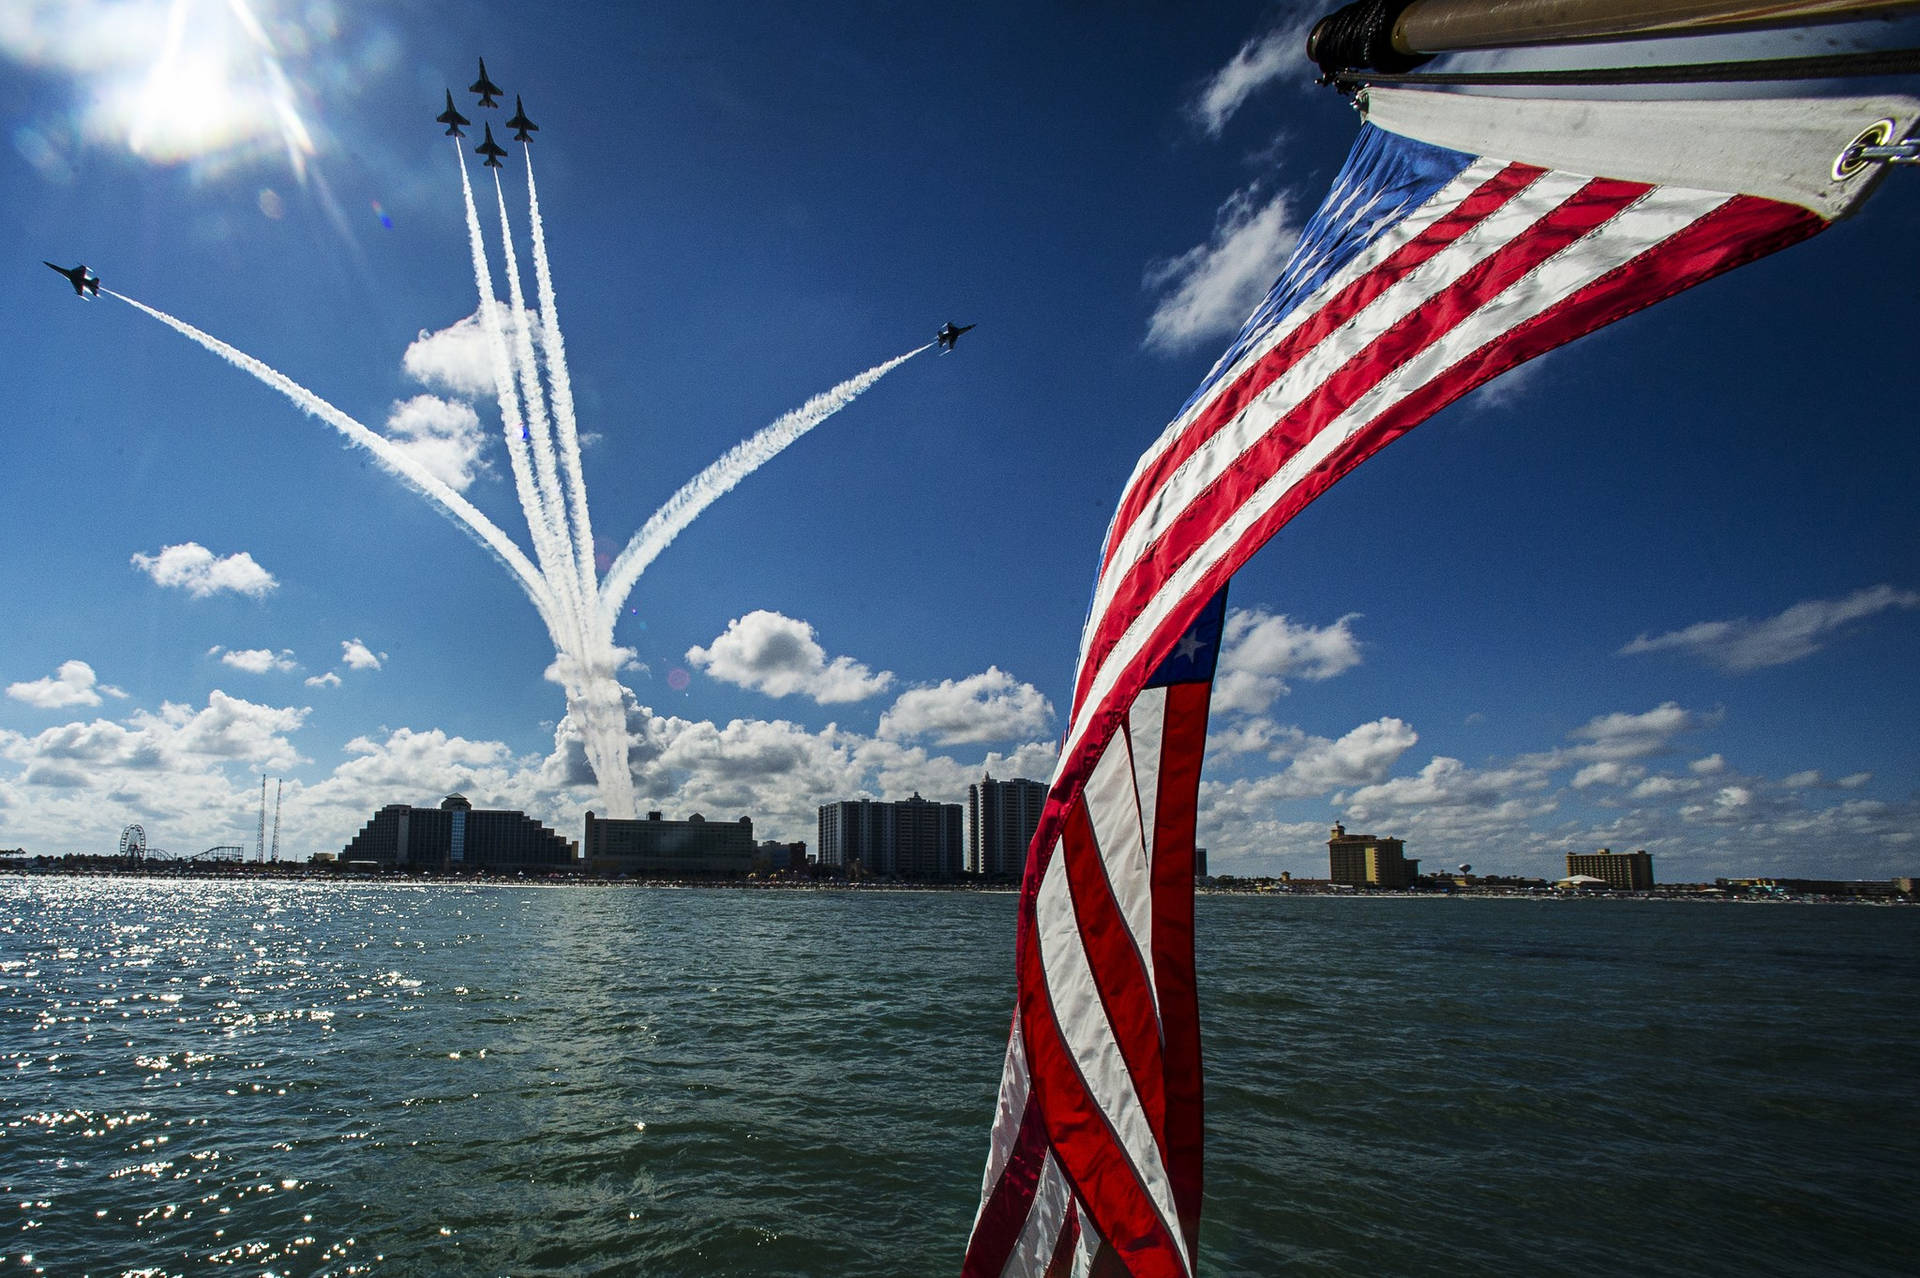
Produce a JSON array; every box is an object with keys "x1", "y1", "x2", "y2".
[
  {"x1": 1081, "y1": 720, "x2": 1157, "y2": 1010},
  {"x1": 1127, "y1": 686, "x2": 1169, "y2": 878},
  {"x1": 1004, "y1": 1153, "x2": 1073, "y2": 1278},
  {"x1": 1035, "y1": 842, "x2": 1191, "y2": 1276},
  {"x1": 972, "y1": 1014, "x2": 1033, "y2": 1236}
]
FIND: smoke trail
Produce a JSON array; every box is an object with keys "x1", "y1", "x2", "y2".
[
  {"x1": 457, "y1": 145, "x2": 632, "y2": 818},
  {"x1": 491, "y1": 170, "x2": 580, "y2": 621},
  {"x1": 454, "y1": 142, "x2": 581, "y2": 631},
  {"x1": 523, "y1": 150, "x2": 599, "y2": 610},
  {"x1": 493, "y1": 170, "x2": 636, "y2": 819},
  {"x1": 108, "y1": 290, "x2": 560, "y2": 627},
  {"x1": 599, "y1": 346, "x2": 928, "y2": 628}
]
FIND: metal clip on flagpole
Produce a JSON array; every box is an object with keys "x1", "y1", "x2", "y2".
[{"x1": 1836, "y1": 119, "x2": 1920, "y2": 178}]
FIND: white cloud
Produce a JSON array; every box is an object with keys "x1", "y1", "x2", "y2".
[
  {"x1": 1629, "y1": 775, "x2": 1699, "y2": 800},
  {"x1": 1619, "y1": 585, "x2": 1920, "y2": 673},
  {"x1": 7, "y1": 660, "x2": 126, "y2": 709},
  {"x1": 1517, "y1": 703, "x2": 1712, "y2": 772},
  {"x1": 215, "y1": 647, "x2": 297, "y2": 674},
  {"x1": 0, "y1": 689, "x2": 309, "y2": 821},
  {"x1": 1572, "y1": 761, "x2": 1646, "y2": 790},
  {"x1": 341, "y1": 639, "x2": 385, "y2": 671},
  {"x1": 304, "y1": 672, "x2": 342, "y2": 689},
  {"x1": 877, "y1": 668, "x2": 1054, "y2": 746},
  {"x1": 1190, "y1": 13, "x2": 1320, "y2": 135},
  {"x1": 402, "y1": 304, "x2": 538, "y2": 397},
  {"x1": 1213, "y1": 607, "x2": 1363, "y2": 715},
  {"x1": 384, "y1": 395, "x2": 489, "y2": 493},
  {"x1": 1690, "y1": 753, "x2": 1727, "y2": 775},
  {"x1": 1143, "y1": 183, "x2": 1302, "y2": 354},
  {"x1": 1208, "y1": 717, "x2": 1417, "y2": 801},
  {"x1": 1344, "y1": 755, "x2": 1550, "y2": 819},
  {"x1": 685, "y1": 611, "x2": 892, "y2": 704},
  {"x1": 131, "y1": 542, "x2": 277, "y2": 599}
]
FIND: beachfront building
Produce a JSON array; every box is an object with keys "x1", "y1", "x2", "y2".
[
  {"x1": 754, "y1": 840, "x2": 808, "y2": 874},
  {"x1": 818, "y1": 799, "x2": 887, "y2": 875},
  {"x1": 968, "y1": 774, "x2": 1046, "y2": 878},
  {"x1": 1327, "y1": 823, "x2": 1419, "y2": 889},
  {"x1": 1565, "y1": 847, "x2": 1655, "y2": 890},
  {"x1": 583, "y1": 810, "x2": 755, "y2": 878},
  {"x1": 340, "y1": 794, "x2": 575, "y2": 872},
  {"x1": 818, "y1": 794, "x2": 965, "y2": 879}
]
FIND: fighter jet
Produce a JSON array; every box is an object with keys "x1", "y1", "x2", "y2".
[
  {"x1": 469, "y1": 57, "x2": 503, "y2": 108},
  {"x1": 936, "y1": 322, "x2": 975, "y2": 352},
  {"x1": 505, "y1": 95, "x2": 538, "y2": 143},
  {"x1": 44, "y1": 261, "x2": 100, "y2": 298},
  {"x1": 475, "y1": 122, "x2": 508, "y2": 168},
  {"x1": 436, "y1": 89, "x2": 470, "y2": 137}
]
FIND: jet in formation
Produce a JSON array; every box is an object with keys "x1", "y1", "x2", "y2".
[
  {"x1": 44, "y1": 261, "x2": 100, "y2": 298},
  {"x1": 936, "y1": 322, "x2": 975, "y2": 352},
  {"x1": 475, "y1": 122, "x2": 509, "y2": 168},
  {"x1": 506, "y1": 96, "x2": 539, "y2": 143},
  {"x1": 469, "y1": 57, "x2": 504, "y2": 109},
  {"x1": 436, "y1": 89, "x2": 471, "y2": 137}
]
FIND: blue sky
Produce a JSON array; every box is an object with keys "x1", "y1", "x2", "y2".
[{"x1": 2, "y1": 1, "x2": 1915, "y2": 880}]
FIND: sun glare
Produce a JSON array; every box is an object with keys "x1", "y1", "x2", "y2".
[{"x1": 32, "y1": 0, "x2": 321, "y2": 175}]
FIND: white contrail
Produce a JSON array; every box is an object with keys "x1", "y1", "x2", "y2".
[
  {"x1": 454, "y1": 142, "x2": 581, "y2": 630},
  {"x1": 523, "y1": 149, "x2": 599, "y2": 609},
  {"x1": 459, "y1": 147, "x2": 632, "y2": 818},
  {"x1": 491, "y1": 169, "x2": 581, "y2": 625},
  {"x1": 494, "y1": 167, "x2": 635, "y2": 818},
  {"x1": 599, "y1": 346, "x2": 928, "y2": 628},
  {"x1": 108, "y1": 289, "x2": 560, "y2": 628}
]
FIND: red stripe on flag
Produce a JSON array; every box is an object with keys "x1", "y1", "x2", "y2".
[
  {"x1": 1018, "y1": 906, "x2": 1189, "y2": 1278},
  {"x1": 1148, "y1": 680, "x2": 1212, "y2": 1256},
  {"x1": 1055, "y1": 794, "x2": 1170, "y2": 1155},
  {"x1": 1100, "y1": 162, "x2": 1545, "y2": 576},
  {"x1": 1073, "y1": 175, "x2": 1649, "y2": 720},
  {"x1": 962, "y1": 1085, "x2": 1057, "y2": 1278},
  {"x1": 1044, "y1": 1201, "x2": 1078, "y2": 1278}
]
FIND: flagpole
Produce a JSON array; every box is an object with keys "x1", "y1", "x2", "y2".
[
  {"x1": 1311, "y1": 0, "x2": 1920, "y2": 73},
  {"x1": 1399, "y1": 0, "x2": 1920, "y2": 52}
]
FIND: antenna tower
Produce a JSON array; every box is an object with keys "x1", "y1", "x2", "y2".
[
  {"x1": 256, "y1": 776, "x2": 268, "y2": 862},
  {"x1": 269, "y1": 780, "x2": 283, "y2": 861}
]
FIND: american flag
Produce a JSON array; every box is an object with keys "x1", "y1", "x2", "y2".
[{"x1": 963, "y1": 86, "x2": 1915, "y2": 1278}]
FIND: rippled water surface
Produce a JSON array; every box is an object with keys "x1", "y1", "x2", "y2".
[{"x1": 2, "y1": 879, "x2": 1914, "y2": 1276}]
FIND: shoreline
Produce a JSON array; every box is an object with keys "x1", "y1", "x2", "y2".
[{"x1": 2, "y1": 859, "x2": 1911, "y2": 904}]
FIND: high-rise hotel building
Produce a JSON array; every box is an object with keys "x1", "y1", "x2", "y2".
[
  {"x1": 968, "y1": 774, "x2": 1046, "y2": 878},
  {"x1": 1327, "y1": 822, "x2": 1419, "y2": 888},
  {"x1": 818, "y1": 794, "x2": 964, "y2": 879},
  {"x1": 1565, "y1": 847, "x2": 1655, "y2": 890},
  {"x1": 341, "y1": 794, "x2": 575, "y2": 872}
]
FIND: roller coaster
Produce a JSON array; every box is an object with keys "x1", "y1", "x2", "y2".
[{"x1": 116, "y1": 824, "x2": 246, "y2": 862}]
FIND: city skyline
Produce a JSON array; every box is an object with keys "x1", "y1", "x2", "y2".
[{"x1": 3, "y1": 3, "x2": 1917, "y2": 883}]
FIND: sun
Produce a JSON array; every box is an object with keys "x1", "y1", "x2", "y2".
[{"x1": 69, "y1": 0, "x2": 318, "y2": 175}]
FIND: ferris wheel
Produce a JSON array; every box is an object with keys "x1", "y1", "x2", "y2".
[{"x1": 118, "y1": 824, "x2": 147, "y2": 859}]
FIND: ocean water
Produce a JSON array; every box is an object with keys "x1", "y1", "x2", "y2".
[{"x1": 1, "y1": 878, "x2": 1914, "y2": 1277}]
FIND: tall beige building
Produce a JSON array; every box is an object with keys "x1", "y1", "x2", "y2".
[
  {"x1": 1565, "y1": 847, "x2": 1654, "y2": 890},
  {"x1": 1327, "y1": 823, "x2": 1419, "y2": 888}
]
